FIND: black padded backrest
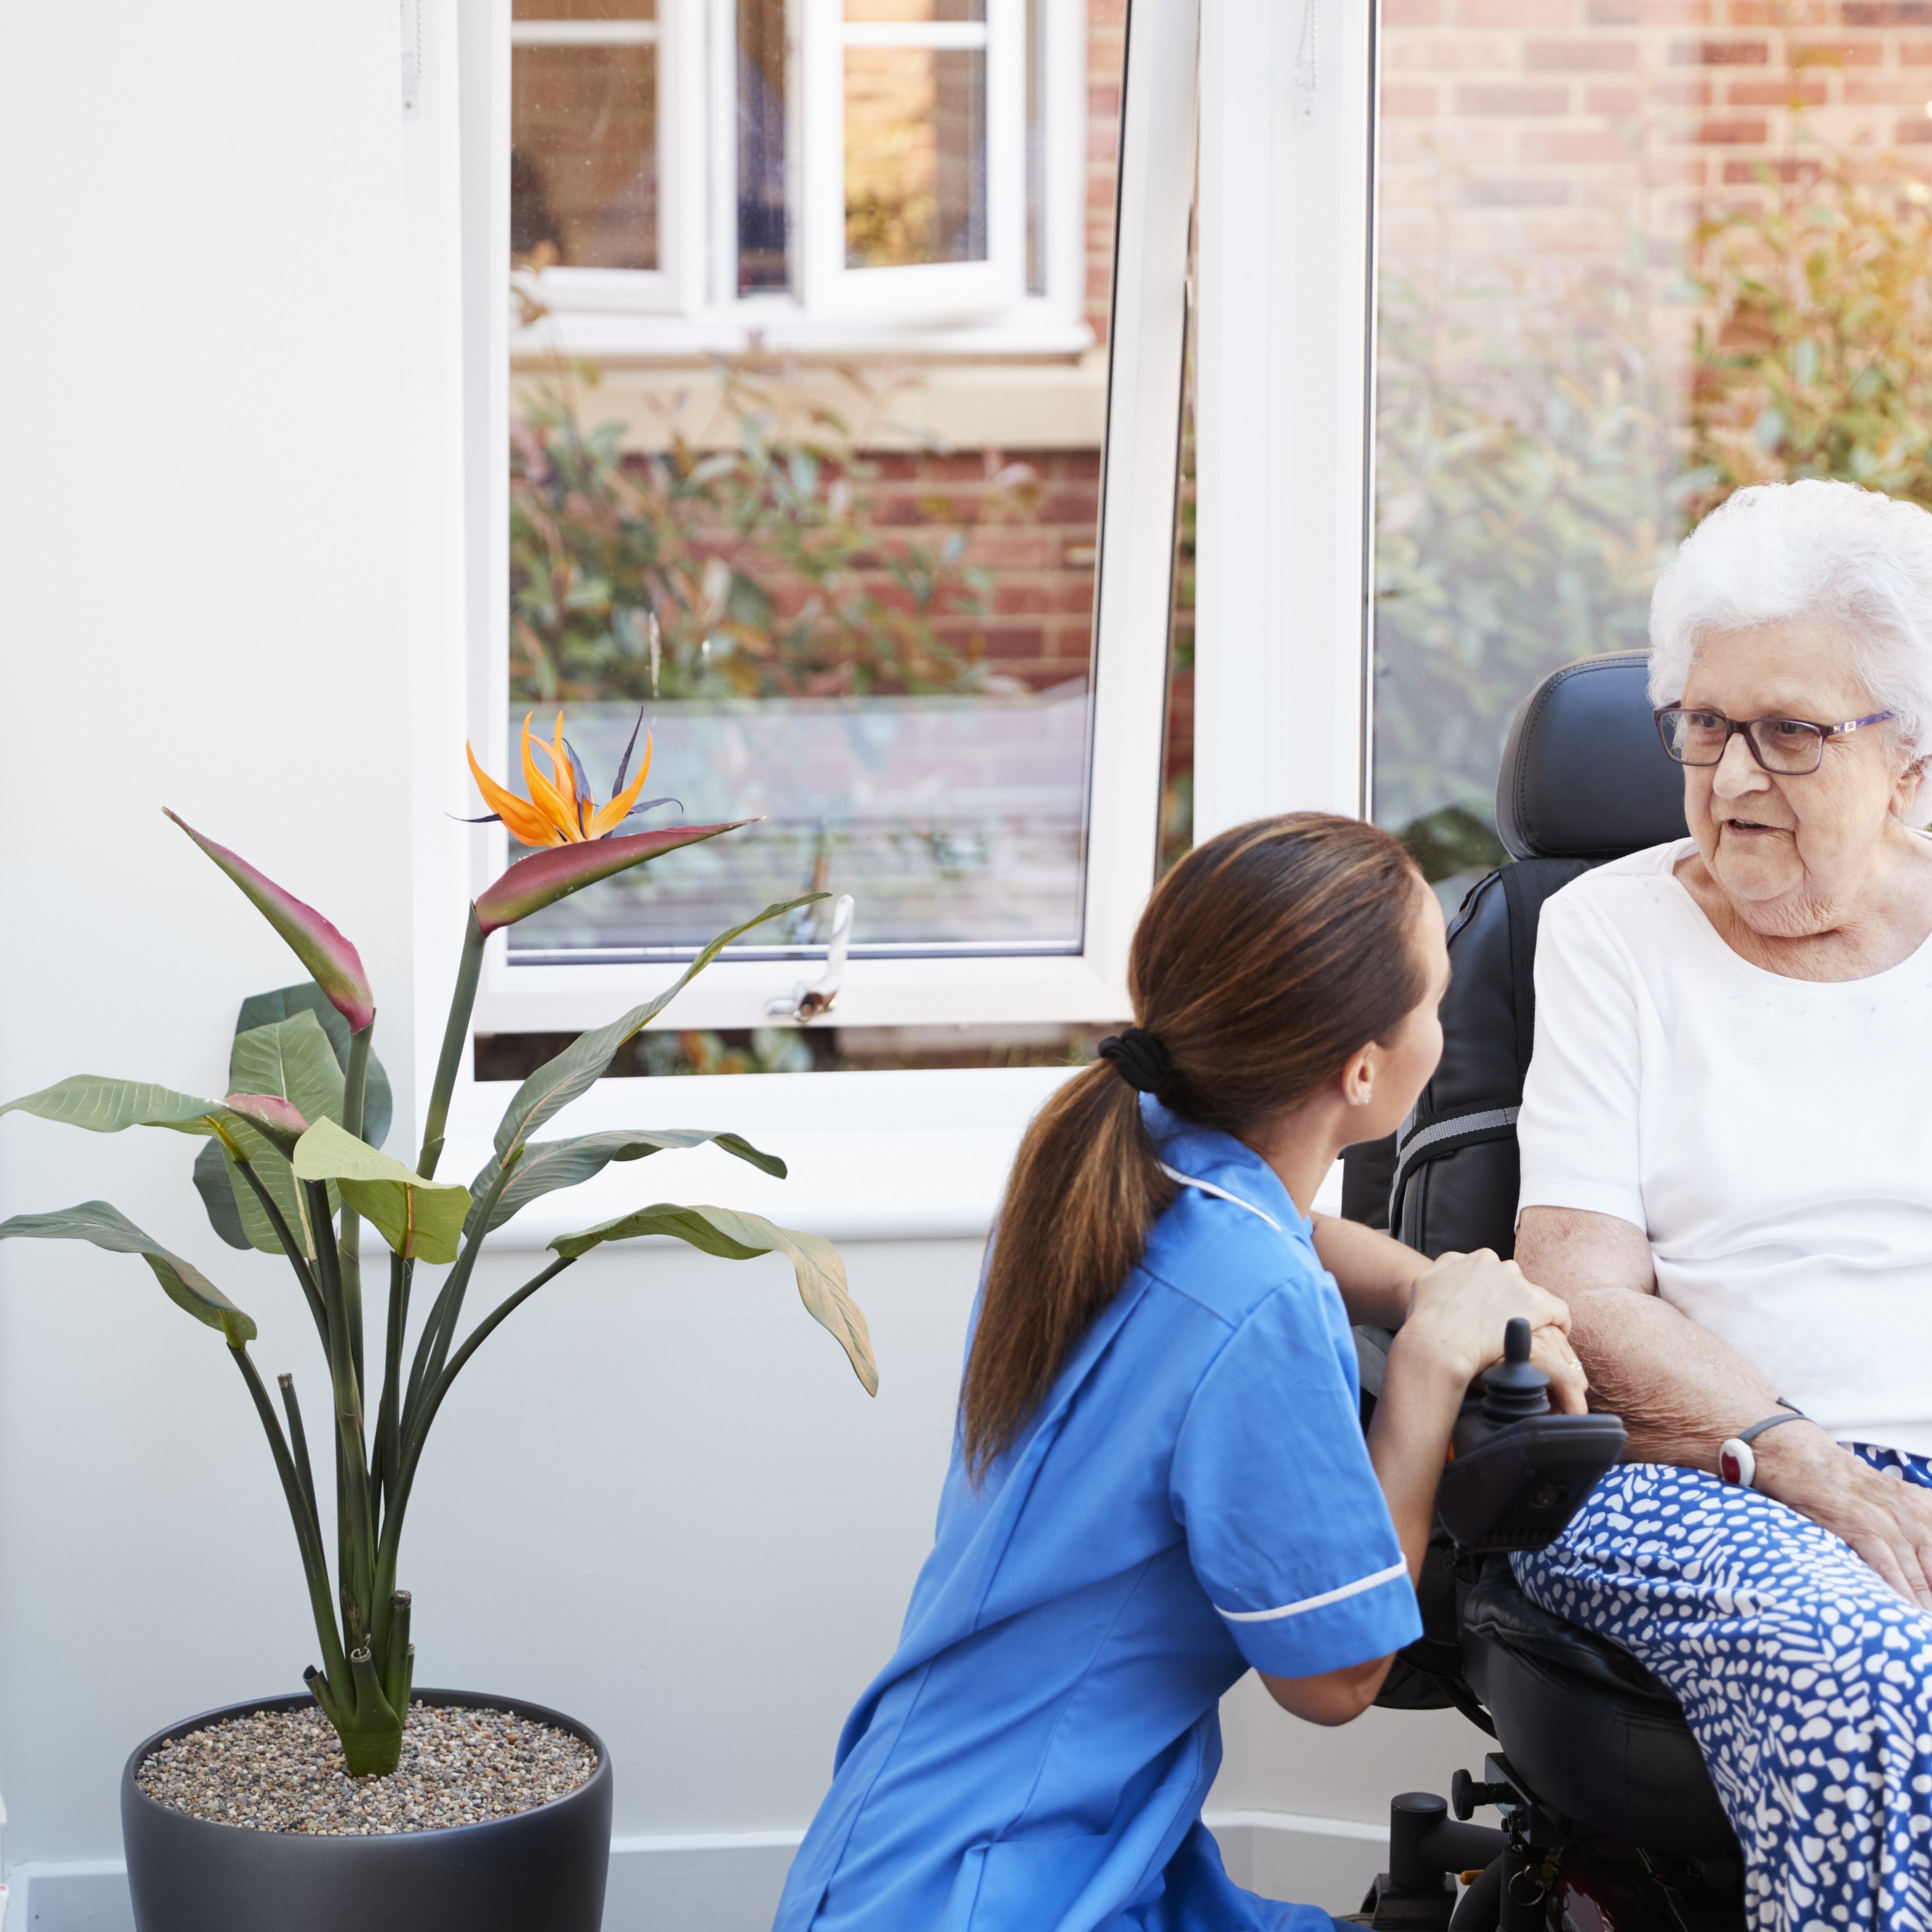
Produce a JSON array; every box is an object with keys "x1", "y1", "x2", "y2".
[
  {"x1": 1344, "y1": 649, "x2": 1688, "y2": 1250},
  {"x1": 1387, "y1": 858, "x2": 1589, "y2": 1257},
  {"x1": 1495, "y1": 651, "x2": 1688, "y2": 861}
]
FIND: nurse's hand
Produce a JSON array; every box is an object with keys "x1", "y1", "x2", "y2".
[{"x1": 1403, "y1": 1250, "x2": 1585, "y2": 1414}]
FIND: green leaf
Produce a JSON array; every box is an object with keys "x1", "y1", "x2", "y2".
[
  {"x1": 220, "y1": 1121, "x2": 317, "y2": 1258},
  {"x1": 291, "y1": 1118, "x2": 472, "y2": 1264},
  {"x1": 0, "y1": 1201, "x2": 256, "y2": 1344},
  {"x1": 491, "y1": 894, "x2": 825, "y2": 1162},
  {"x1": 230, "y1": 1012, "x2": 346, "y2": 1133},
  {"x1": 193, "y1": 1141, "x2": 251, "y2": 1250},
  {"x1": 0, "y1": 1077, "x2": 232, "y2": 1138},
  {"x1": 190, "y1": 1013, "x2": 348, "y2": 1258},
  {"x1": 550, "y1": 1201, "x2": 876, "y2": 1395},
  {"x1": 466, "y1": 1128, "x2": 788, "y2": 1238},
  {"x1": 237, "y1": 984, "x2": 393, "y2": 1149}
]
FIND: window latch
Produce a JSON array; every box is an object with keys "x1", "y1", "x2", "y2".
[{"x1": 766, "y1": 894, "x2": 855, "y2": 1024}]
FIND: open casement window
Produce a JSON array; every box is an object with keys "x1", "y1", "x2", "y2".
[
  {"x1": 508, "y1": 0, "x2": 1085, "y2": 344},
  {"x1": 796, "y1": 0, "x2": 1029, "y2": 320},
  {"x1": 440, "y1": 0, "x2": 1201, "y2": 1047}
]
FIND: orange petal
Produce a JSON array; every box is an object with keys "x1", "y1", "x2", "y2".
[
  {"x1": 520, "y1": 713, "x2": 580, "y2": 843},
  {"x1": 466, "y1": 741, "x2": 561, "y2": 848},
  {"x1": 587, "y1": 729, "x2": 655, "y2": 838},
  {"x1": 550, "y1": 711, "x2": 583, "y2": 826}
]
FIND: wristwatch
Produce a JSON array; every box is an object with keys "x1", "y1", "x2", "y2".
[{"x1": 1718, "y1": 1403, "x2": 1807, "y2": 1489}]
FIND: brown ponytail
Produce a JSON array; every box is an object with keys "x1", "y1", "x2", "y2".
[{"x1": 961, "y1": 812, "x2": 1429, "y2": 1477}]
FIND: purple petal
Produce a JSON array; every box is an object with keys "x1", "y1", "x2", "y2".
[
  {"x1": 474, "y1": 822, "x2": 754, "y2": 934},
  {"x1": 165, "y1": 811, "x2": 376, "y2": 1033},
  {"x1": 612, "y1": 706, "x2": 647, "y2": 793}
]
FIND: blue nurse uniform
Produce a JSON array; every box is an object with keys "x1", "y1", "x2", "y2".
[{"x1": 771, "y1": 1098, "x2": 1423, "y2": 1932}]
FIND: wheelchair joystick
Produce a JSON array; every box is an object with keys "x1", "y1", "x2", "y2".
[
  {"x1": 1476, "y1": 1318, "x2": 1546, "y2": 1423},
  {"x1": 1434, "y1": 1319, "x2": 1626, "y2": 1554}
]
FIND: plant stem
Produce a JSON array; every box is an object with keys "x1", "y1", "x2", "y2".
[
  {"x1": 307, "y1": 1179, "x2": 376, "y2": 1649},
  {"x1": 227, "y1": 1155, "x2": 328, "y2": 1345},
  {"x1": 277, "y1": 1372, "x2": 323, "y2": 1552},
  {"x1": 401, "y1": 1153, "x2": 522, "y2": 1439},
  {"x1": 373, "y1": 1250, "x2": 411, "y2": 1505},
  {"x1": 230, "y1": 1345, "x2": 349, "y2": 1695},
  {"x1": 417, "y1": 909, "x2": 485, "y2": 1181},
  {"x1": 375, "y1": 1253, "x2": 576, "y2": 1605},
  {"x1": 340, "y1": 1023, "x2": 373, "y2": 1396}
]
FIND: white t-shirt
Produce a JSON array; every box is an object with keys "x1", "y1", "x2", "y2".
[{"x1": 1518, "y1": 838, "x2": 1932, "y2": 1456}]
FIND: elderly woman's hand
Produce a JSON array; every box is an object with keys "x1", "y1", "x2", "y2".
[
  {"x1": 1755, "y1": 1424, "x2": 1932, "y2": 1611},
  {"x1": 1401, "y1": 1250, "x2": 1585, "y2": 1413}
]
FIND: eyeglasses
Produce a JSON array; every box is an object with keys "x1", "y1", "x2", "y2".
[{"x1": 1653, "y1": 704, "x2": 1895, "y2": 777}]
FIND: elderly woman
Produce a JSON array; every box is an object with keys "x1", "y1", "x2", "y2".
[{"x1": 1514, "y1": 478, "x2": 1932, "y2": 1929}]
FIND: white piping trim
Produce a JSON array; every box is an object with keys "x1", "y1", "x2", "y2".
[
  {"x1": 1159, "y1": 1164, "x2": 1285, "y2": 1232},
  {"x1": 1214, "y1": 1558, "x2": 1409, "y2": 1624}
]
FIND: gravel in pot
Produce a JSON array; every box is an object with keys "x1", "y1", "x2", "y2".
[
  {"x1": 120, "y1": 1689, "x2": 613, "y2": 1932},
  {"x1": 135, "y1": 1700, "x2": 597, "y2": 1835}
]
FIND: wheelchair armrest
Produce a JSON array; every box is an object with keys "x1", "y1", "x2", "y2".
[{"x1": 1436, "y1": 1410, "x2": 1626, "y2": 1552}]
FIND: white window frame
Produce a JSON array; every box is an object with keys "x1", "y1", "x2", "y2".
[
  {"x1": 1193, "y1": 0, "x2": 1376, "y2": 837},
  {"x1": 508, "y1": 3, "x2": 706, "y2": 315},
  {"x1": 797, "y1": 0, "x2": 1026, "y2": 319},
  {"x1": 406, "y1": 0, "x2": 1198, "y2": 1040},
  {"x1": 511, "y1": 0, "x2": 1091, "y2": 355},
  {"x1": 400, "y1": 0, "x2": 1377, "y2": 1222}
]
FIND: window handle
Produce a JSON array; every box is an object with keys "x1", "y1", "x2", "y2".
[{"x1": 765, "y1": 894, "x2": 856, "y2": 1024}]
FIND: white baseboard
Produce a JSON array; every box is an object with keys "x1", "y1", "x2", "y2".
[{"x1": 6, "y1": 1811, "x2": 1390, "y2": 1929}]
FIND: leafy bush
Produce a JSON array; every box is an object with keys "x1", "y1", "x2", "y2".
[
  {"x1": 1372, "y1": 270, "x2": 1684, "y2": 838},
  {"x1": 510, "y1": 365, "x2": 1038, "y2": 706},
  {"x1": 1687, "y1": 161, "x2": 1932, "y2": 519},
  {"x1": 1375, "y1": 151, "x2": 1932, "y2": 853}
]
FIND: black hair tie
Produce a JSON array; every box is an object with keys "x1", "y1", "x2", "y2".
[{"x1": 1097, "y1": 1027, "x2": 1170, "y2": 1094}]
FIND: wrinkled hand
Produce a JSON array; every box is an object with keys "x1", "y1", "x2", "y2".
[
  {"x1": 1403, "y1": 1250, "x2": 1578, "y2": 1406},
  {"x1": 1757, "y1": 1427, "x2": 1932, "y2": 1611},
  {"x1": 1527, "y1": 1323, "x2": 1588, "y2": 1416}
]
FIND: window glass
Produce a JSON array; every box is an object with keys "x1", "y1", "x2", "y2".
[
  {"x1": 843, "y1": 1, "x2": 990, "y2": 270},
  {"x1": 1371, "y1": 5, "x2": 1932, "y2": 907},
  {"x1": 738, "y1": 0, "x2": 790, "y2": 292},
  {"x1": 511, "y1": 0, "x2": 659, "y2": 272},
  {"x1": 505, "y1": 0, "x2": 1124, "y2": 967}
]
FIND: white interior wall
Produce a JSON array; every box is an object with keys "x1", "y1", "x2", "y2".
[{"x1": 0, "y1": 0, "x2": 1496, "y2": 1918}]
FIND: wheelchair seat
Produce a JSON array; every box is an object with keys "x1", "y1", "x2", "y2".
[
  {"x1": 1460, "y1": 1563, "x2": 1734, "y2": 1856},
  {"x1": 1345, "y1": 653, "x2": 1740, "y2": 1860}
]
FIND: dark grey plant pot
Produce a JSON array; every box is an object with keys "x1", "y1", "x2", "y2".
[{"x1": 120, "y1": 1688, "x2": 612, "y2": 1932}]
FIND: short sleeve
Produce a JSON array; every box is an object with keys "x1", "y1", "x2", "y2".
[
  {"x1": 1517, "y1": 888, "x2": 1646, "y2": 1231},
  {"x1": 1169, "y1": 1285, "x2": 1419, "y2": 1679}
]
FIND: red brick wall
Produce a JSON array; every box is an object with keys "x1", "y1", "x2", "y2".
[
  {"x1": 1088, "y1": 0, "x2": 1125, "y2": 342},
  {"x1": 1381, "y1": 0, "x2": 1932, "y2": 277},
  {"x1": 837, "y1": 449, "x2": 1101, "y2": 697}
]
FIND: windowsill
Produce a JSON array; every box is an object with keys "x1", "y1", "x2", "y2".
[
  {"x1": 442, "y1": 1064, "x2": 1344, "y2": 1249},
  {"x1": 511, "y1": 307, "x2": 1097, "y2": 363}
]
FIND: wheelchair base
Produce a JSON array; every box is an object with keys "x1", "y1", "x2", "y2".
[{"x1": 1355, "y1": 1755, "x2": 1744, "y2": 1932}]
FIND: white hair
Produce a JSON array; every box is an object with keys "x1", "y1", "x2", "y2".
[{"x1": 1648, "y1": 479, "x2": 1932, "y2": 754}]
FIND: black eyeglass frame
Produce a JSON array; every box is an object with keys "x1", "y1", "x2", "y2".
[{"x1": 1652, "y1": 703, "x2": 1896, "y2": 776}]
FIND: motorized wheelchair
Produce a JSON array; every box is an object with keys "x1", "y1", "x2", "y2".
[{"x1": 1338, "y1": 653, "x2": 1747, "y2": 1931}]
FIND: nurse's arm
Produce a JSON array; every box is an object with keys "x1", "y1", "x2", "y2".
[
  {"x1": 1313, "y1": 1213, "x2": 1585, "y2": 1413},
  {"x1": 1310, "y1": 1212, "x2": 1425, "y2": 1328},
  {"x1": 1517, "y1": 1204, "x2": 1932, "y2": 1611},
  {"x1": 1258, "y1": 1655, "x2": 1394, "y2": 1726}
]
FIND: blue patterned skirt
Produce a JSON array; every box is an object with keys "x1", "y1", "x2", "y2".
[{"x1": 1515, "y1": 1447, "x2": 1932, "y2": 1930}]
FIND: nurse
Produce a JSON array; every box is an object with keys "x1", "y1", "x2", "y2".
[{"x1": 773, "y1": 812, "x2": 1583, "y2": 1932}]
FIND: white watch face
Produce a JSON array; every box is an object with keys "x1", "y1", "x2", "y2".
[{"x1": 1719, "y1": 1439, "x2": 1753, "y2": 1488}]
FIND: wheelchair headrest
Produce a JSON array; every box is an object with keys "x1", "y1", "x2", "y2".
[{"x1": 1495, "y1": 652, "x2": 1689, "y2": 862}]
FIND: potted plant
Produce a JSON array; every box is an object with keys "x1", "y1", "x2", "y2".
[{"x1": 0, "y1": 717, "x2": 876, "y2": 1932}]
